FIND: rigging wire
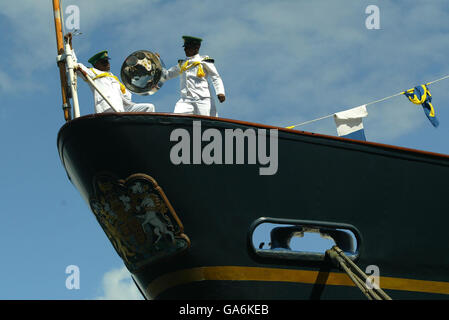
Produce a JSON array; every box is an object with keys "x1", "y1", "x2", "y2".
[{"x1": 286, "y1": 73, "x2": 449, "y2": 129}]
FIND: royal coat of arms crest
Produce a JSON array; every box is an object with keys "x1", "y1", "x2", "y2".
[{"x1": 89, "y1": 173, "x2": 190, "y2": 271}]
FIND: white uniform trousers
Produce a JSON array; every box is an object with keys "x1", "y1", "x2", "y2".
[
  {"x1": 103, "y1": 103, "x2": 155, "y2": 113},
  {"x1": 174, "y1": 98, "x2": 217, "y2": 117},
  {"x1": 124, "y1": 103, "x2": 155, "y2": 112}
]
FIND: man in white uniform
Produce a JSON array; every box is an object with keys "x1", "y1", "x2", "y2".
[
  {"x1": 162, "y1": 36, "x2": 225, "y2": 117},
  {"x1": 65, "y1": 32, "x2": 155, "y2": 114}
]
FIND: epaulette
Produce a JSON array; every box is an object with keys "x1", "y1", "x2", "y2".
[
  {"x1": 202, "y1": 58, "x2": 215, "y2": 63},
  {"x1": 178, "y1": 59, "x2": 185, "y2": 64}
]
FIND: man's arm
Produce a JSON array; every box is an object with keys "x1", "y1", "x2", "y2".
[
  {"x1": 64, "y1": 32, "x2": 95, "y2": 79},
  {"x1": 75, "y1": 61, "x2": 96, "y2": 79},
  {"x1": 161, "y1": 64, "x2": 181, "y2": 82},
  {"x1": 203, "y1": 61, "x2": 225, "y2": 103}
]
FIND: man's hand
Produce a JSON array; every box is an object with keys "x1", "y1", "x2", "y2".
[
  {"x1": 64, "y1": 32, "x2": 73, "y2": 48},
  {"x1": 217, "y1": 94, "x2": 226, "y2": 103}
]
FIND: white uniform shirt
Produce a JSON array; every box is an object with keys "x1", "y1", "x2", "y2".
[
  {"x1": 162, "y1": 54, "x2": 225, "y2": 100},
  {"x1": 76, "y1": 62, "x2": 129, "y2": 113}
]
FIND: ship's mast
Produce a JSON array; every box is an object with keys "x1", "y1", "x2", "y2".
[
  {"x1": 52, "y1": 0, "x2": 118, "y2": 118},
  {"x1": 52, "y1": 0, "x2": 72, "y2": 121}
]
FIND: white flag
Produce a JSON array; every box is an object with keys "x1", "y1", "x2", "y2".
[{"x1": 334, "y1": 105, "x2": 368, "y2": 140}]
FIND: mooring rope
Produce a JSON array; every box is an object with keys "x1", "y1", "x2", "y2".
[{"x1": 325, "y1": 246, "x2": 392, "y2": 300}]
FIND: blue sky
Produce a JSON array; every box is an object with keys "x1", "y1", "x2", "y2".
[{"x1": 0, "y1": 0, "x2": 448, "y2": 299}]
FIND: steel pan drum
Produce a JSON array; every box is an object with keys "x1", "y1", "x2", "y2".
[{"x1": 120, "y1": 50, "x2": 164, "y2": 95}]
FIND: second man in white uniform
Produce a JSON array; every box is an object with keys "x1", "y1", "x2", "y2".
[{"x1": 162, "y1": 36, "x2": 225, "y2": 117}]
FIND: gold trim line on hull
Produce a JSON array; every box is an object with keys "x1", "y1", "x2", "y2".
[{"x1": 146, "y1": 266, "x2": 449, "y2": 299}]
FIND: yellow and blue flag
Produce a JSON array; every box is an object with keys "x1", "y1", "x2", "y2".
[{"x1": 404, "y1": 85, "x2": 439, "y2": 127}]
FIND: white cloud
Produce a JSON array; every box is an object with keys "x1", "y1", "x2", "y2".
[{"x1": 96, "y1": 266, "x2": 144, "y2": 300}]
